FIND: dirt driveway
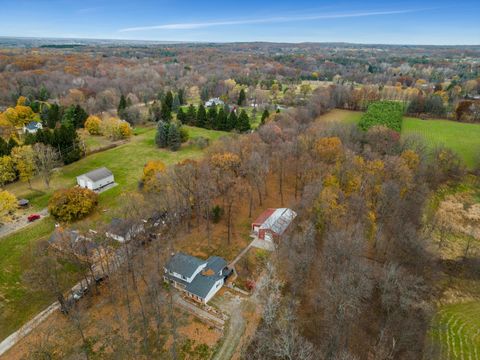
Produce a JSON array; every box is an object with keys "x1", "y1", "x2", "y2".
[{"x1": 211, "y1": 292, "x2": 247, "y2": 360}]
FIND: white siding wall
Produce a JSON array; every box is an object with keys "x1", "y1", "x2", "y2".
[
  {"x1": 204, "y1": 278, "x2": 224, "y2": 303},
  {"x1": 91, "y1": 175, "x2": 114, "y2": 190},
  {"x1": 167, "y1": 263, "x2": 207, "y2": 284}
]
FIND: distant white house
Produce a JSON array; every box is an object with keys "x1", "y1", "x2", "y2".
[
  {"x1": 23, "y1": 121, "x2": 43, "y2": 134},
  {"x1": 205, "y1": 98, "x2": 224, "y2": 107},
  {"x1": 105, "y1": 217, "x2": 144, "y2": 243},
  {"x1": 76, "y1": 167, "x2": 114, "y2": 191}
]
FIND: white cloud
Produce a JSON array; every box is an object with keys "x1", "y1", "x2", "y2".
[{"x1": 119, "y1": 9, "x2": 419, "y2": 32}]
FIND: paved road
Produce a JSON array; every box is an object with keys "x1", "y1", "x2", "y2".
[
  {"x1": 0, "y1": 208, "x2": 49, "y2": 240},
  {"x1": 0, "y1": 301, "x2": 60, "y2": 357}
]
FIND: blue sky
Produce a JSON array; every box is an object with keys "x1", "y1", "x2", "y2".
[{"x1": 0, "y1": 0, "x2": 479, "y2": 44}]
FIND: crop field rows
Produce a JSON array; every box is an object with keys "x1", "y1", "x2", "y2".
[{"x1": 431, "y1": 303, "x2": 480, "y2": 360}]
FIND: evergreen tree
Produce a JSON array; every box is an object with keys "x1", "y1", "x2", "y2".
[
  {"x1": 0, "y1": 137, "x2": 8, "y2": 156},
  {"x1": 186, "y1": 104, "x2": 197, "y2": 125},
  {"x1": 30, "y1": 101, "x2": 40, "y2": 113},
  {"x1": 118, "y1": 94, "x2": 127, "y2": 114},
  {"x1": 157, "y1": 90, "x2": 165, "y2": 101},
  {"x1": 206, "y1": 106, "x2": 217, "y2": 129},
  {"x1": 155, "y1": 121, "x2": 170, "y2": 148},
  {"x1": 226, "y1": 111, "x2": 237, "y2": 131},
  {"x1": 177, "y1": 108, "x2": 187, "y2": 124},
  {"x1": 236, "y1": 110, "x2": 251, "y2": 132},
  {"x1": 178, "y1": 88, "x2": 185, "y2": 105},
  {"x1": 237, "y1": 88, "x2": 246, "y2": 106},
  {"x1": 160, "y1": 102, "x2": 172, "y2": 122},
  {"x1": 215, "y1": 108, "x2": 227, "y2": 130},
  {"x1": 200, "y1": 87, "x2": 210, "y2": 102},
  {"x1": 47, "y1": 103, "x2": 61, "y2": 128},
  {"x1": 164, "y1": 91, "x2": 174, "y2": 112},
  {"x1": 62, "y1": 105, "x2": 88, "y2": 128},
  {"x1": 172, "y1": 95, "x2": 181, "y2": 112},
  {"x1": 261, "y1": 109, "x2": 270, "y2": 125},
  {"x1": 196, "y1": 105, "x2": 207, "y2": 128},
  {"x1": 38, "y1": 85, "x2": 50, "y2": 101},
  {"x1": 167, "y1": 123, "x2": 181, "y2": 151},
  {"x1": 7, "y1": 138, "x2": 18, "y2": 154}
]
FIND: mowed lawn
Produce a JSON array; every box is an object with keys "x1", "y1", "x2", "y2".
[
  {"x1": 430, "y1": 302, "x2": 480, "y2": 359},
  {"x1": 0, "y1": 217, "x2": 81, "y2": 341},
  {"x1": 0, "y1": 125, "x2": 228, "y2": 342},
  {"x1": 6, "y1": 125, "x2": 228, "y2": 210},
  {"x1": 318, "y1": 109, "x2": 480, "y2": 168}
]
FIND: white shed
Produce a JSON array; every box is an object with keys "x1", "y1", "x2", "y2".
[{"x1": 76, "y1": 167, "x2": 114, "y2": 191}]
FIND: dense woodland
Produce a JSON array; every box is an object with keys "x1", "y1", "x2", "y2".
[{"x1": 1, "y1": 41, "x2": 479, "y2": 121}]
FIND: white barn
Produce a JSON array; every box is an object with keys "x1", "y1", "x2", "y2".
[{"x1": 76, "y1": 167, "x2": 114, "y2": 191}]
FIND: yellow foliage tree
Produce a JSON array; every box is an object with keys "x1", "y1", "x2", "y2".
[
  {"x1": 48, "y1": 187, "x2": 98, "y2": 222},
  {"x1": 16, "y1": 96, "x2": 28, "y2": 106},
  {"x1": 0, "y1": 155, "x2": 16, "y2": 186},
  {"x1": 314, "y1": 137, "x2": 344, "y2": 164},
  {"x1": 0, "y1": 190, "x2": 17, "y2": 223},
  {"x1": 11, "y1": 145, "x2": 36, "y2": 188},
  {"x1": 84, "y1": 115, "x2": 102, "y2": 135},
  {"x1": 142, "y1": 160, "x2": 167, "y2": 192},
  {"x1": 101, "y1": 117, "x2": 132, "y2": 140},
  {"x1": 210, "y1": 152, "x2": 241, "y2": 173},
  {"x1": 118, "y1": 121, "x2": 133, "y2": 138},
  {"x1": 143, "y1": 160, "x2": 166, "y2": 180},
  {"x1": 400, "y1": 150, "x2": 420, "y2": 170}
]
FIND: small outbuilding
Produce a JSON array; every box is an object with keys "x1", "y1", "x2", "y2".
[
  {"x1": 252, "y1": 208, "x2": 297, "y2": 242},
  {"x1": 76, "y1": 167, "x2": 114, "y2": 191}
]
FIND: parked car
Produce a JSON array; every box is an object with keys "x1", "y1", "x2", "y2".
[{"x1": 27, "y1": 214, "x2": 41, "y2": 222}]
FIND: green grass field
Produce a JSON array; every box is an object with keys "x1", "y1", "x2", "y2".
[
  {"x1": 319, "y1": 109, "x2": 480, "y2": 168},
  {"x1": 6, "y1": 125, "x2": 228, "y2": 210},
  {"x1": 0, "y1": 217, "x2": 81, "y2": 341},
  {"x1": 0, "y1": 125, "x2": 227, "y2": 341},
  {"x1": 430, "y1": 302, "x2": 480, "y2": 359}
]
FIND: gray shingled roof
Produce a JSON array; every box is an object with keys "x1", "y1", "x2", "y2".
[
  {"x1": 80, "y1": 167, "x2": 112, "y2": 182},
  {"x1": 165, "y1": 253, "x2": 207, "y2": 279},
  {"x1": 206, "y1": 256, "x2": 228, "y2": 274},
  {"x1": 166, "y1": 253, "x2": 228, "y2": 299},
  {"x1": 26, "y1": 121, "x2": 41, "y2": 130},
  {"x1": 186, "y1": 274, "x2": 221, "y2": 298}
]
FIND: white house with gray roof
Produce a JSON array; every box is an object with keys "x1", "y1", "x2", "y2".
[
  {"x1": 164, "y1": 252, "x2": 230, "y2": 304},
  {"x1": 76, "y1": 167, "x2": 114, "y2": 191}
]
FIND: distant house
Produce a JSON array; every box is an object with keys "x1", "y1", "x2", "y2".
[
  {"x1": 205, "y1": 98, "x2": 225, "y2": 107},
  {"x1": 105, "y1": 217, "x2": 144, "y2": 243},
  {"x1": 23, "y1": 121, "x2": 43, "y2": 134},
  {"x1": 48, "y1": 227, "x2": 100, "y2": 261},
  {"x1": 164, "y1": 252, "x2": 230, "y2": 304},
  {"x1": 252, "y1": 208, "x2": 297, "y2": 242},
  {"x1": 76, "y1": 167, "x2": 114, "y2": 191}
]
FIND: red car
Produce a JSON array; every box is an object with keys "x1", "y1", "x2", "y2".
[{"x1": 27, "y1": 214, "x2": 41, "y2": 222}]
